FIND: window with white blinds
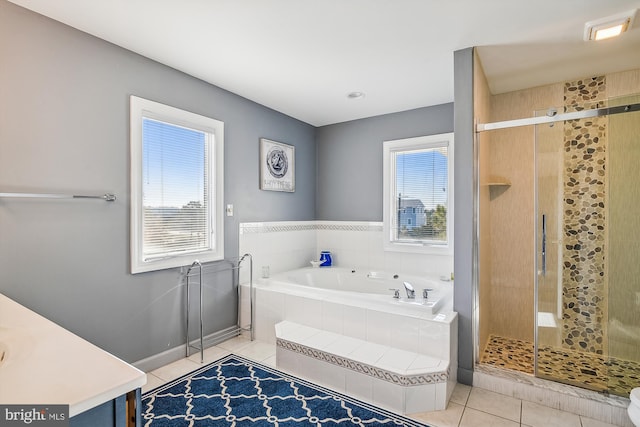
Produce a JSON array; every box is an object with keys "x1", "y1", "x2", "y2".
[
  {"x1": 130, "y1": 96, "x2": 224, "y2": 273},
  {"x1": 383, "y1": 133, "x2": 454, "y2": 253},
  {"x1": 142, "y1": 118, "x2": 210, "y2": 258}
]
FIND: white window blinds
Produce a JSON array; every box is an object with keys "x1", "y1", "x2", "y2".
[
  {"x1": 142, "y1": 118, "x2": 211, "y2": 259},
  {"x1": 393, "y1": 145, "x2": 448, "y2": 243}
]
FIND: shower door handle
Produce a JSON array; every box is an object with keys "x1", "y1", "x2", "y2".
[{"x1": 541, "y1": 214, "x2": 546, "y2": 276}]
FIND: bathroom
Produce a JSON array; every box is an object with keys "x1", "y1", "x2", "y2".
[{"x1": 1, "y1": 1, "x2": 640, "y2": 426}]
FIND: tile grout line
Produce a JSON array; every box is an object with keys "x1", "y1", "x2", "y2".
[
  {"x1": 457, "y1": 405, "x2": 466, "y2": 427},
  {"x1": 457, "y1": 386, "x2": 470, "y2": 427},
  {"x1": 520, "y1": 400, "x2": 523, "y2": 426}
]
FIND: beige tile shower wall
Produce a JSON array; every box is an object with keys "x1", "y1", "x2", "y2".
[
  {"x1": 606, "y1": 68, "x2": 640, "y2": 361},
  {"x1": 607, "y1": 68, "x2": 640, "y2": 99},
  {"x1": 474, "y1": 54, "x2": 493, "y2": 354},
  {"x1": 606, "y1": 70, "x2": 640, "y2": 361},
  {"x1": 487, "y1": 83, "x2": 563, "y2": 343},
  {"x1": 608, "y1": 98, "x2": 640, "y2": 361}
]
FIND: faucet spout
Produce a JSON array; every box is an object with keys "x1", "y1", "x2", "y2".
[{"x1": 403, "y1": 281, "x2": 416, "y2": 299}]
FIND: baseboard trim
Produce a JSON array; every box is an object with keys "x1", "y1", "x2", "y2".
[
  {"x1": 457, "y1": 366, "x2": 474, "y2": 386},
  {"x1": 132, "y1": 326, "x2": 240, "y2": 372}
]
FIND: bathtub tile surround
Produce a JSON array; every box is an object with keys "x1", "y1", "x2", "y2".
[
  {"x1": 275, "y1": 321, "x2": 452, "y2": 414},
  {"x1": 239, "y1": 220, "x2": 454, "y2": 282},
  {"x1": 245, "y1": 274, "x2": 457, "y2": 412},
  {"x1": 276, "y1": 322, "x2": 448, "y2": 386},
  {"x1": 239, "y1": 220, "x2": 458, "y2": 413},
  {"x1": 239, "y1": 221, "x2": 318, "y2": 283}
]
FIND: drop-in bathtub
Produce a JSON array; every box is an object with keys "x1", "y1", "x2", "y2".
[
  {"x1": 262, "y1": 267, "x2": 452, "y2": 316},
  {"x1": 239, "y1": 266, "x2": 457, "y2": 362},
  {"x1": 239, "y1": 266, "x2": 458, "y2": 412}
]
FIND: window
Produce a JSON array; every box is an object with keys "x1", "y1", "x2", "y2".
[
  {"x1": 383, "y1": 132, "x2": 453, "y2": 254},
  {"x1": 130, "y1": 96, "x2": 224, "y2": 273}
]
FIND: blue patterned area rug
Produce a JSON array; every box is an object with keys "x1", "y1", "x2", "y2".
[{"x1": 142, "y1": 354, "x2": 430, "y2": 426}]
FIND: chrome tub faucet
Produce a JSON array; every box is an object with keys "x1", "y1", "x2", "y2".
[{"x1": 403, "y1": 281, "x2": 416, "y2": 299}]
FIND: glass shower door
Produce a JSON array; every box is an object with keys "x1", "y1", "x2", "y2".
[
  {"x1": 535, "y1": 103, "x2": 611, "y2": 392},
  {"x1": 534, "y1": 110, "x2": 568, "y2": 385},
  {"x1": 535, "y1": 108, "x2": 610, "y2": 391},
  {"x1": 605, "y1": 94, "x2": 640, "y2": 396},
  {"x1": 535, "y1": 95, "x2": 640, "y2": 397}
]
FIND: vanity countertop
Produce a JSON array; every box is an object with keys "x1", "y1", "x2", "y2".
[{"x1": 0, "y1": 293, "x2": 146, "y2": 417}]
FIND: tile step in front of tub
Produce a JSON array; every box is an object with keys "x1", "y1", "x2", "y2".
[{"x1": 274, "y1": 320, "x2": 451, "y2": 414}]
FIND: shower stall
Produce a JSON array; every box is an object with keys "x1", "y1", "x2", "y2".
[{"x1": 476, "y1": 74, "x2": 640, "y2": 398}]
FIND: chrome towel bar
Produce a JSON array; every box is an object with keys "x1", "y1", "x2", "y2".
[{"x1": 0, "y1": 192, "x2": 116, "y2": 201}]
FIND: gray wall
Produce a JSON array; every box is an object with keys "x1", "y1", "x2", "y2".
[
  {"x1": 453, "y1": 47, "x2": 475, "y2": 385},
  {"x1": 315, "y1": 104, "x2": 454, "y2": 221},
  {"x1": 0, "y1": 1, "x2": 315, "y2": 363}
]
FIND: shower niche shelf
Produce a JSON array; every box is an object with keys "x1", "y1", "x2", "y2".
[
  {"x1": 483, "y1": 177, "x2": 511, "y2": 199},
  {"x1": 482, "y1": 177, "x2": 511, "y2": 188}
]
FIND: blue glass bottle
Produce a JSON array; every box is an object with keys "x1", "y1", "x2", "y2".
[{"x1": 319, "y1": 251, "x2": 332, "y2": 267}]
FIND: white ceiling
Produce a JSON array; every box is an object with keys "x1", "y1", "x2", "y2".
[{"x1": 8, "y1": 0, "x2": 640, "y2": 126}]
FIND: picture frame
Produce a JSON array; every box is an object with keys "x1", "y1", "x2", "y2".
[{"x1": 259, "y1": 138, "x2": 295, "y2": 192}]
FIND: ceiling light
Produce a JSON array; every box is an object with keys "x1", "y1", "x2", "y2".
[
  {"x1": 584, "y1": 9, "x2": 636, "y2": 41},
  {"x1": 347, "y1": 91, "x2": 365, "y2": 100}
]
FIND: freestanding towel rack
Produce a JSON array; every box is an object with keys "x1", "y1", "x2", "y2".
[
  {"x1": 185, "y1": 260, "x2": 205, "y2": 363},
  {"x1": 185, "y1": 254, "x2": 254, "y2": 363},
  {"x1": 0, "y1": 192, "x2": 116, "y2": 201}
]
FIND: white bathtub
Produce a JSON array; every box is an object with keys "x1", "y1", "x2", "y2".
[
  {"x1": 240, "y1": 266, "x2": 456, "y2": 360},
  {"x1": 239, "y1": 266, "x2": 458, "y2": 412},
  {"x1": 263, "y1": 267, "x2": 452, "y2": 316},
  {"x1": 274, "y1": 267, "x2": 453, "y2": 315}
]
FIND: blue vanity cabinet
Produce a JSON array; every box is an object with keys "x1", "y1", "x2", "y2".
[{"x1": 70, "y1": 389, "x2": 141, "y2": 427}]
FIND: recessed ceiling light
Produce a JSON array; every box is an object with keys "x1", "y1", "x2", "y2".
[
  {"x1": 347, "y1": 91, "x2": 365, "y2": 100},
  {"x1": 584, "y1": 9, "x2": 636, "y2": 41}
]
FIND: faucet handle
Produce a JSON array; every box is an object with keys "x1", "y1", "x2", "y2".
[
  {"x1": 422, "y1": 288, "x2": 433, "y2": 299},
  {"x1": 388, "y1": 288, "x2": 400, "y2": 299}
]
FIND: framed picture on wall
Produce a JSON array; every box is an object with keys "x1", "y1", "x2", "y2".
[{"x1": 259, "y1": 138, "x2": 295, "y2": 192}]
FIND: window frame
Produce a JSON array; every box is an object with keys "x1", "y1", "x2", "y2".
[
  {"x1": 130, "y1": 96, "x2": 224, "y2": 274},
  {"x1": 382, "y1": 132, "x2": 454, "y2": 254}
]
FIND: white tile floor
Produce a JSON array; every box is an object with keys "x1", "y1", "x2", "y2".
[{"x1": 144, "y1": 336, "x2": 621, "y2": 427}]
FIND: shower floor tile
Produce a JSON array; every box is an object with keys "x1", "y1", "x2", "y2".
[
  {"x1": 480, "y1": 334, "x2": 640, "y2": 396},
  {"x1": 537, "y1": 345, "x2": 640, "y2": 396},
  {"x1": 479, "y1": 335, "x2": 534, "y2": 374}
]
